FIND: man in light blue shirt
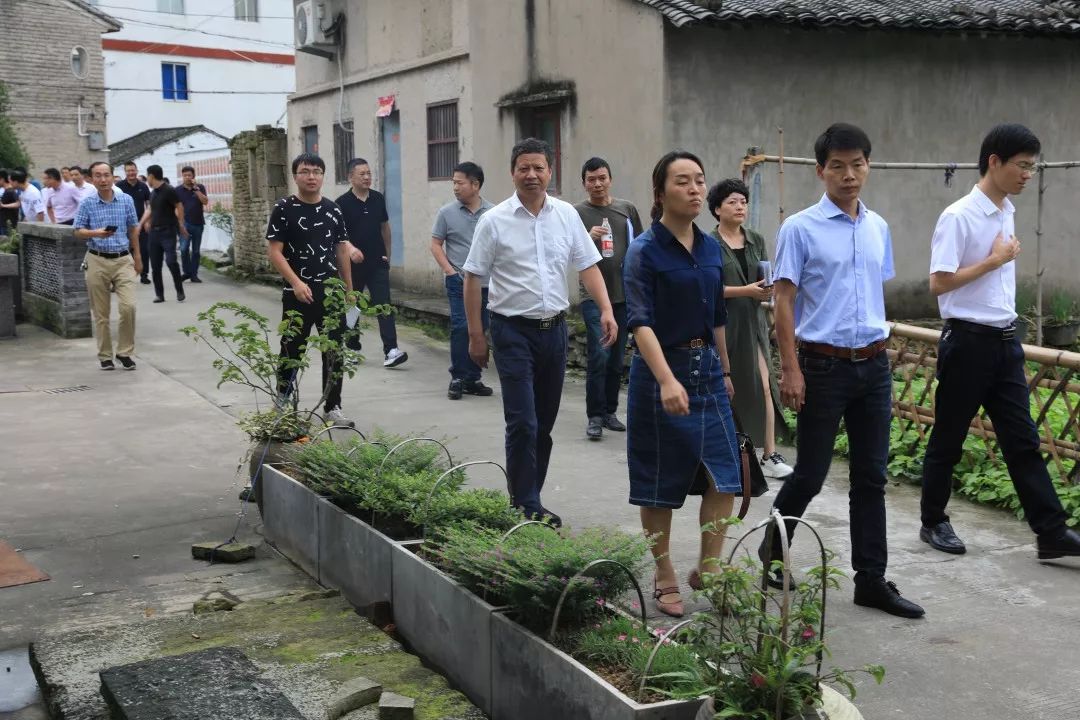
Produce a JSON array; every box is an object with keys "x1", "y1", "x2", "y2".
[{"x1": 763, "y1": 123, "x2": 924, "y2": 619}]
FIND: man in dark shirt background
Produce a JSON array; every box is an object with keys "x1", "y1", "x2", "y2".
[
  {"x1": 336, "y1": 158, "x2": 408, "y2": 368},
  {"x1": 116, "y1": 161, "x2": 152, "y2": 284},
  {"x1": 144, "y1": 165, "x2": 186, "y2": 303},
  {"x1": 176, "y1": 165, "x2": 209, "y2": 283},
  {"x1": 267, "y1": 153, "x2": 356, "y2": 428},
  {"x1": 0, "y1": 170, "x2": 20, "y2": 236}
]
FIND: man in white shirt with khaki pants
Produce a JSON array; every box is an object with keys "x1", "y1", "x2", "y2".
[{"x1": 920, "y1": 123, "x2": 1080, "y2": 560}]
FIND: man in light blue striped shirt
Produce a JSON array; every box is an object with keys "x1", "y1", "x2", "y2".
[
  {"x1": 764, "y1": 123, "x2": 924, "y2": 619},
  {"x1": 73, "y1": 161, "x2": 142, "y2": 371}
]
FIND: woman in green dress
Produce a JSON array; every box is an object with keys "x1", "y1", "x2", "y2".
[{"x1": 707, "y1": 179, "x2": 793, "y2": 479}]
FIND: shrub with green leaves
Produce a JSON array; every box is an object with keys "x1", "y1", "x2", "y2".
[
  {"x1": 430, "y1": 523, "x2": 650, "y2": 633},
  {"x1": 570, "y1": 615, "x2": 697, "y2": 697}
]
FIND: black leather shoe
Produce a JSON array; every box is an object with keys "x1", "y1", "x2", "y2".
[
  {"x1": 153, "y1": 297, "x2": 165, "y2": 303},
  {"x1": 447, "y1": 379, "x2": 463, "y2": 400},
  {"x1": 920, "y1": 521, "x2": 966, "y2": 555},
  {"x1": 757, "y1": 532, "x2": 787, "y2": 590},
  {"x1": 140, "y1": 275, "x2": 151, "y2": 285},
  {"x1": 519, "y1": 506, "x2": 562, "y2": 529},
  {"x1": 1037, "y1": 528, "x2": 1080, "y2": 559},
  {"x1": 586, "y1": 416, "x2": 603, "y2": 440},
  {"x1": 603, "y1": 414, "x2": 626, "y2": 432},
  {"x1": 177, "y1": 290, "x2": 186, "y2": 302},
  {"x1": 462, "y1": 380, "x2": 494, "y2": 397},
  {"x1": 854, "y1": 578, "x2": 925, "y2": 618}
]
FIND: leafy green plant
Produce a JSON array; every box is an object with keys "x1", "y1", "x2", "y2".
[
  {"x1": 207, "y1": 202, "x2": 233, "y2": 239},
  {"x1": 1015, "y1": 280, "x2": 1038, "y2": 322},
  {"x1": 0, "y1": 82, "x2": 30, "y2": 168},
  {"x1": 570, "y1": 615, "x2": 697, "y2": 698},
  {"x1": 1045, "y1": 290, "x2": 1077, "y2": 327},
  {"x1": 430, "y1": 523, "x2": 650, "y2": 633},
  {"x1": 651, "y1": 555, "x2": 883, "y2": 719},
  {"x1": 0, "y1": 225, "x2": 19, "y2": 255}
]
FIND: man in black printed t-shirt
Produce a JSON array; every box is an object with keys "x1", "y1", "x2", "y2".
[{"x1": 266, "y1": 152, "x2": 361, "y2": 427}]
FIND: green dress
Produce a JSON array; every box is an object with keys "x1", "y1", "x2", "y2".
[{"x1": 712, "y1": 226, "x2": 790, "y2": 449}]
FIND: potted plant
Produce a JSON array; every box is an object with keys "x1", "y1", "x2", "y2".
[
  {"x1": 1042, "y1": 290, "x2": 1080, "y2": 347},
  {"x1": 179, "y1": 280, "x2": 368, "y2": 506},
  {"x1": 1013, "y1": 281, "x2": 1037, "y2": 344}
]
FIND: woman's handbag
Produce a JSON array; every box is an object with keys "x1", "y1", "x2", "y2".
[{"x1": 733, "y1": 414, "x2": 769, "y2": 520}]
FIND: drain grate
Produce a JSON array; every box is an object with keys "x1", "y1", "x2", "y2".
[{"x1": 40, "y1": 385, "x2": 92, "y2": 395}]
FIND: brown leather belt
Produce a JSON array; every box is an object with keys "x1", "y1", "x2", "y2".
[
  {"x1": 670, "y1": 338, "x2": 711, "y2": 350},
  {"x1": 799, "y1": 339, "x2": 887, "y2": 362}
]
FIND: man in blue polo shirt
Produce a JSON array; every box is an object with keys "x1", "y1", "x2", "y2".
[
  {"x1": 920, "y1": 123, "x2": 1080, "y2": 560},
  {"x1": 763, "y1": 123, "x2": 924, "y2": 619},
  {"x1": 73, "y1": 161, "x2": 142, "y2": 371}
]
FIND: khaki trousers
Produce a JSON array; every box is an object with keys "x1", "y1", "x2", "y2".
[{"x1": 85, "y1": 252, "x2": 137, "y2": 360}]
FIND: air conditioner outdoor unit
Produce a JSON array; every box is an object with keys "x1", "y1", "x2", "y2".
[{"x1": 295, "y1": 1, "x2": 337, "y2": 59}]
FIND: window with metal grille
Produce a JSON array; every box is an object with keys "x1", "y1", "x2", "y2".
[
  {"x1": 427, "y1": 101, "x2": 459, "y2": 180},
  {"x1": 302, "y1": 125, "x2": 319, "y2": 155},
  {"x1": 161, "y1": 62, "x2": 189, "y2": 101},
  {"x1": 157, "y1": 0, "x2": 184, "y2": 14},
  {"x1": 334, "y1": 121, "x2": 355, "y2": 184},
  {"x1": 518, "y1": 104, "x2": 563, "y2": 194},
  {"x1": 234, "y1": 0, "x2": 258, "y2": 21}
]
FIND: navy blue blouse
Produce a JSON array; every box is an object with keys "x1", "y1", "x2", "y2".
[{"x1": 624, "y1": 221, "x2": 727, "y2": 348}]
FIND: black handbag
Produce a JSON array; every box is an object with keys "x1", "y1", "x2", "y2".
[{"x1": 733, "y1": 413, "x2": 769, "y2": 520}]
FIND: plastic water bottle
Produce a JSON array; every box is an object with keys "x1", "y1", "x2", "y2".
[{"x1": 600, "y1": 218, "x2": 614, "y2": 258}]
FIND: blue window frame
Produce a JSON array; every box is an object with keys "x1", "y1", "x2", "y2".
[{"x1": 161, "y1": 62, "x2": 189, "y2": 101}]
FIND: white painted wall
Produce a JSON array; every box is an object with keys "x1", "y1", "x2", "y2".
[{"x1": 101, "y1": 0, "x2": 295, "y2": 144}]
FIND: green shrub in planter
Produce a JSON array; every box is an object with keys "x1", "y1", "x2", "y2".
[
  {"x1": 430, "y1": 523, "x2": 650, "y2": 633},
  {"x1": 571, "y1": 615, "x2": 697, "y2": 698},
  {"x1": 421, "y1": 488, "x2": 523, "y2": 534}
]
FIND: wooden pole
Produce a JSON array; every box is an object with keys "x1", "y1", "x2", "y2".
[
  {"x1": 777, "y1": 128, "x2": 785, "y2": 226},
  {"x1": 1036, "y1": 164, "x2": 1046, "y2": 346}
]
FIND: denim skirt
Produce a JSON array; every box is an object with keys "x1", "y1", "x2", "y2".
[{"x1": 627, "y1": 346, "x2": 742, "y2": 508}]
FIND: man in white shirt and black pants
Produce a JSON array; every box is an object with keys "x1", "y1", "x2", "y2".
[
  {"x1": 921, "y1": 123, "x2": 1080, "y2": 560},
  {"x1": 464, "y1": 138, "x2": 617, "y2": 527}
]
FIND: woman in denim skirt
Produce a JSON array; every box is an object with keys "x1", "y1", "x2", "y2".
[{"x1": 624, "y1": 151, "x2": 742, "y2": 618}]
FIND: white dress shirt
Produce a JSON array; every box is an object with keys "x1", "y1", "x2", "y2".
[
  {"x1": 73, "y1": 182, "x2": 96, "y2": 201},
  {"x1": 930, "y1": 185, "x2": 1016, "y2": 328},
  {"x1": 464, "y1": 192, "x2": 601, "y2": 318},
  {"x1": 48, "y1": 181, "x2": 83, "y2": 223}
]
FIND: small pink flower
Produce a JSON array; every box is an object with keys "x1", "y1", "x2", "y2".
[
  {"x1": 750, "y1": 673, "x2": 766, "y2": 689},
  {"x1": 631, "y1": 637, "x2": 640, "y2": 644},
  {"x1": 617, "y1": 634, "x2": 628, "y2": 641},
  {"x1": 630, "y1": 600, "x2": 640, "y2": 609},
  {"x1": 595, "y1": 598, "x2": 605, "y2": 607},
  {"x1": 801, "y1": 626, "x2": 815, "y2": 640}
]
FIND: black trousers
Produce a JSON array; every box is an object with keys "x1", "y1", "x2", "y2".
[
  {"x1": 137, "y1": 229, "x2": 149, "y2": 277},
  {"x1": 276, "y1": 286, "x2": 344, "y2": 413},
  {"x1": 148, "y1": 228, "x2": 183, "y2": 298},
  {"x1": 351, "y1": 259, "x2": 397, "y2": 355},
  {"x1": 921, "y1": 321, "x2": 1068, "y2": 537}
]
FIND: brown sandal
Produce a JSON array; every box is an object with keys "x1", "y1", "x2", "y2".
[
  {"x1": 687, "y1": 569, "x2": 703, "y2": 591},
  {"x1": 653, "y1": 578, "x2": 684, "y2": 618}
]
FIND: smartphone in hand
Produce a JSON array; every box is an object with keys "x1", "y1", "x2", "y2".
[{"x1": 104, "y1": 225, "x2": 118, "y2": 233}]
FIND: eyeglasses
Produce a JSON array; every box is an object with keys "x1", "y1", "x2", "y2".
[
  {"x1": 1009, "y1": 161, "x2": 1039, "y2": 174},
  {"x1": 296, "y1": 169, "x2": 324, "y2": 177}
]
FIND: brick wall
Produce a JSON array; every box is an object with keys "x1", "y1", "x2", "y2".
[
  {"x1": 229, "y1": 126, "x2": 288, "y2": 274},
  {"x1": 18, "y1": 223, "x2": 91, "y2": 338},
  {"x1": 1, "y1": 0, "x2": 114, "y2": 173}
]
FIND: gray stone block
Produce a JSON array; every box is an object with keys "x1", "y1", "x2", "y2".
[
  {"x1": 98, "y1": 647, "x2": 304, "y2": 719},
  {"x1": 377, "y1": 692, "x2": 414, "y2": 720},
  {"x1": 191, "y1": 541, "x2": 255, "y2": 563},
  {"x1": 318, "y1": 499, "x2": 393, "y2": 612},
  {"x1": 261, "y1": 465, "x2": 320, "y2": 579},
  {"x1": 326, "y1": 676, "x2": 382, "y2": 720}
]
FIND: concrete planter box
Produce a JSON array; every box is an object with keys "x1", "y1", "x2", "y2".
[
  {"x1": 318, "y1": 497, "x2": 394, "y2": 612},
  {"x1": 490, "y1": 612, "x2": 705, "y2": 720},
  {"x1": 391, "y1": 541, "x2": 497, "y2": 716},
  {"x1": 260, "y1": 465, "x2": 320, "y2": 579}
]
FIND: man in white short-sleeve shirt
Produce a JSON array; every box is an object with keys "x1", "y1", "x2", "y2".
[
  {"x1": 920, "y1": 123, "x2": 1079, "y2": 560},
  {"x1": 462, "y1": 137, "x2": 617, "y2": 527}
]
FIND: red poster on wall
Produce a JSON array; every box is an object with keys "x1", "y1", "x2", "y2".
[{"x1": 376, "y1": 95, "x2": 396, "y2": 117}]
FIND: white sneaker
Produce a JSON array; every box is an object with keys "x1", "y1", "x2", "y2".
[
  {"x1": 325, "y1": 407, "x2": 355, "y2": 428},
  {"x1": 760, "y1": 451, "x2": 794, "y2": 479},
  {"x1": 383, "y1": 348, "x2": 408, "y2": 368}
]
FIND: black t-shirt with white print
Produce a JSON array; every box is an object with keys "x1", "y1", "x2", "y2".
[{"x1": 265, "y1": 195, "x2": 349, "y2": 293}]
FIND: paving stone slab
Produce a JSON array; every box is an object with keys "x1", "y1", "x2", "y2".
[{"x1": 99, "y1": 647, "x2": 303, "y2": 720}]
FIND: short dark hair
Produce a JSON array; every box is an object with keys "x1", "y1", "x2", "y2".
[
  {"x1": 453, "y1": 161, "x2": 484, "y2": 188},
  {"x1": 124, "y1": 161, "x2": 137, "y2": 169},
  {"x1": 346, "y1": 158, "x2": 369, "y2": 174},
  {"x1": 292, "y1": 153, "x2": 326, "y2": 175},
  {"x1": 68, "y1": 166, "x2": 83, "y2": 175},
  {"x1": 10, "y1": 169, "x2": 28, "y2": 183},
  {"x1": 0, "y1": 170, "x2": 9, "y2": 182},
  {"x1": 581, "y1": 157, "x2": 611, "y2": 184},
  {"x1": 510, "y1": 137, "x2": 554, "y2": 171},
  {"x1": 87, "y1": 161, "x2": 112, "y2": 176},
  {"x1": 650, "y1": 150, "x2": 706, "y2": 222},
  {"x1": 60, "y1": 166, "x2": 70, "y2": 172},
  {"x1": 181, "y1": 165, "x2": 195, "y2": 175},
  {"x1": 706, "y1": 178, "x2": 750, "y2": 221},
  {"x1": 146, "y1": 164, "x2": 164, "y2": 181},
  {"x1": 44, "y1": 168, "x2": 61, "y2": 181},
  {"x1": 813, "y1": 123, "x2": 872, "y2": 166},
  {"x1": 979, "y1": 123, "x2": 1041, "y2": 176}
]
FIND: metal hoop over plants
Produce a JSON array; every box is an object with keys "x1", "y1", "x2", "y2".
[
  {"x1": 638, "y1": 617, "x2": 696, "y2": 702},
  {"x1": 420, "y1": 460, "x2": 511, "y2": 540},
  {"x1": 309, "y1": 425, "x2": 368, "y2": 443},
  {"x1": 547, "y1": 558, "x2": 648, "y2": 642},
  {"x1": 377, "y1": 437, "x2": 454, "y2": 477}
]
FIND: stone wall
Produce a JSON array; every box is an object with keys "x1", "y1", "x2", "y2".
[
  {"x1": 1, "y1": 0, "x2": 115, "y2": 172},
  {"x1": 229, "y1": 126, "x2": 288, "y2": 275},
  {"x1": 18, "y1": 223, "x2": 91, "y2": 338}
]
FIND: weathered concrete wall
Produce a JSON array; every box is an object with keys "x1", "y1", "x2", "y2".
[
  {"x1": 17, "y1": 223, "x2": 91, "y2": 338},
  {"x1": 665, "y1": 24, "x2": 1080, "y2": 317},
  {"x1": 1, "y1": 0, "x2": 113, "y2": 173},
  {"x1": 230, "y1": 126, "x2": 288, "y2": 275}
]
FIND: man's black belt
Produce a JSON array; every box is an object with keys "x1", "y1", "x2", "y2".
[
  {"x1": 88, "y1": 248, "x2": 129, "y2": 259},
  {"x1": 491, "y1": 311, "x2": 566, "y2": 329},
  {"x1": 945, "y1": 319, "x2": 1016, "y2": 340},
  {"x1": 151, "y1": 225, "x2": 177, "y2": 231}
]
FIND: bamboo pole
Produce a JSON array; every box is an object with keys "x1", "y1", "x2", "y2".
[
  {"x1": 1036, "y1": 165, "x2": 1046, "y2": 346},
  {"x1": 777, "y1": 128, "x2": 785, "y2": 226}
]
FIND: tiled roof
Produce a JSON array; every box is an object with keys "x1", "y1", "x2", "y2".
[
  {"x1": 109, "y1": 126, "x2": 228, "y2": 164},
  {"x1": 68, "y1": 0, "x2": 123, "y2": 31},
  {"x1": 636, "y1": 0, "x2": 1080, "y2": 34}
]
